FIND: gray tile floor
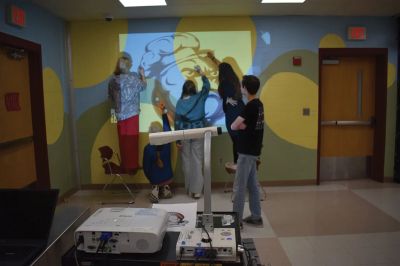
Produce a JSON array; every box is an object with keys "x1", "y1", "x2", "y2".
[{"x1": 62, "y1": 179, "x2": 400, "y2": 266}]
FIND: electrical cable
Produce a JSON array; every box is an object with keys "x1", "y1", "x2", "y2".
[
  {"x1": 101, "y1": 240, "x2": 107, "y2": 253},
  {"x1": 96, "y1": 240, "x2": 104, "y2": 254},
  {"x1": 200, "y1": 223, "x2": 215, "y2": 266},
  {"x1": 74, "y1": 236, "x2": 85, "y2": 266},
  {"x1": 178, "y1": 246, "x2": 183, "y2": 266},
  {"x1": 95, "y1": 232, "x2": 112, "y2": 254},
  {"x1": 74, "y1": 248, "x2": 80, "y2": 266}
]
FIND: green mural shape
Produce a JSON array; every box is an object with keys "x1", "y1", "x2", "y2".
[
  {"x1": 48, "y1": 113, "x2": 75, "y2": 195},
  {"x1": 259, "y1": 50, "x2": 319, "y2": 181},
  {"x1": 171, "y1": 132, "x2": 240, "y2": 185},
  {"x1": 78, "y1": 101, "x2": 112, "y2": 184}
]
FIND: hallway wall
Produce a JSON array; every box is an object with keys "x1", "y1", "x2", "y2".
[
  {"x1": 1, "y1": 1, "x2": 397, "y2": 191},
  {"x1": 0, "y1": 0, "x2": 75, "y2": 194},
  {"x1": 70, "y1": 16, "x2": 398, "y2": 186}
]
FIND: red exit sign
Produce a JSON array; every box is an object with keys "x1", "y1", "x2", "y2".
[
  {"x1": 347, "y1": 26, "x2": 367, "y2": 40},
  {"x1": 7, "y1": 5, "x2": 26, "y2": 28}
]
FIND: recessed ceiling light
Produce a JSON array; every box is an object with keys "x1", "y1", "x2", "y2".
[
  {"x1": 119, "y1": 0, "x2": 167, "y2": 7},
  {"x1": 261, "y1": 0, "x2": 306, "y2": 3}
]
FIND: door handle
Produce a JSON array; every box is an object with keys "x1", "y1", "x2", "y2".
[
  {"x1": 321, "y1": 118, "x2": 374, "y2": 127},
  {"x1": 336, "y1": 120, "x2": 371, "y2": 126},
  {"x1": 0, "y1": 136, "x2": 33, "y2": 149},
  {"x1": 321, "y1": 120, "x2": 337, "y2": 126}
]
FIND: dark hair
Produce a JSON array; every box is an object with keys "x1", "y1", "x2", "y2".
[
  {"x1": 241, "y1": 75, "x2": 260, "y2": 95},
  {"x1": 181, "y1": 80, "x2": 197, "y2": 99},
  {"x1": 218, "y1": 63, "x2": 241, "y2": 100}
]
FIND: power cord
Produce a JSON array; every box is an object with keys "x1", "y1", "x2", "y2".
[
  {"x1": 74, "y1": 235, "x2": 84, "y2": 266},
  {"x1": 96, "y1": 232, "x2": 112, "y2": 253},
  {"x1": 74, "y1": 249, "x2": 80, "y2": 266},
  {"x1": 200, "y1": 223, "x2": 216, "y2": 266},
  {"x1": 75, "y1": 235, "x2": 84, "y2": 248},
  {"x1": 178, "y1": 246, "x2": 183, "y2": 266},
  {"x1": 96, "y1": 240, "x2": 104, "y2": 254}
]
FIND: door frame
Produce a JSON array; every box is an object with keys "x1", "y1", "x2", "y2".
[
  {"x1": 0, "y1": 31, "x2": 50, "y2": 189},
  {"x1": 317, "y1": 48, "x2": 388, "y2": 184}
]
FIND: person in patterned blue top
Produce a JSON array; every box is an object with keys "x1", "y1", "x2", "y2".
[{"x1": 108, "y1": 52, "x2": 147, "y2": 173}]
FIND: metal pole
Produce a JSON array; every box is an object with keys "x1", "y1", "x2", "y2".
[{"x1": 202, "y1": 130, "x2": 214, "y2": 232}]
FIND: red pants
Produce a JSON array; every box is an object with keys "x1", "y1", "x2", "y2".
[{"x1": 117, "y1": 115, "x2": 139, "y2": 173}]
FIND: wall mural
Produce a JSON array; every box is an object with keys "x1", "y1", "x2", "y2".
[
  {"x1": 139, "y1": 32, "x2": 224, "y2": 125},
  {"x1": 70, "y1": 16, "x2": 398, "y2": 185}
]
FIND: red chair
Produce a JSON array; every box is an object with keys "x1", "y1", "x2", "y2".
[{"x1": 98, "y1": 146, "x2": 135, "y2": 203}]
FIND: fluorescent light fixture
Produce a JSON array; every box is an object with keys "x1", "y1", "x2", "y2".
[
  {"x1": 119, "y1": 0, "x2": 167, "y2": 7},
  {"x1": 261, "y1": 0, "x2": 306, "y2": 3}
]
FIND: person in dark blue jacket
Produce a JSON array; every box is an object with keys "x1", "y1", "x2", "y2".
[
  {"x1": 208, "y1": 52, "x2": 244, "y2": 164},
  {"x1": 143, "y1": 105, "x2": 174, "y2": 203}
]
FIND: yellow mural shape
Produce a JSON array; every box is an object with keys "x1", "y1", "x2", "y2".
[
  {"x1": 319, "y1": 34, "x2": 346, "y2": 48},
  {"x1": 260, "y1": 72, "x2": 318, "y2": 149},
  {"x1": 139, "y1": 103, "x2": 165, "y2": 133},
  {"x1": 387, "y1": 63, "x2": 396, "y2": 88},
  {"x1": 70, "y1": 20, "x2": 128, "y2": 89},
  {"x1": 43, "y1": 68, "x2": 64, "y2": 145},
  {"x1": 91, "y1": 103, "x2": 178, "y2": 184},
  {"x1": 175, "y1": 17, "x2": 256, "y2": 87}
]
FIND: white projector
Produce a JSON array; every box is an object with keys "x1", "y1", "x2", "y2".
[{"x1": 75, "y1": 207, "x2": 168, "y2": 254}]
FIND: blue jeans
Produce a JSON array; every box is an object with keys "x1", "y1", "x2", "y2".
[{"x1": 233, "y1": 153, "x2": 261, "y2": 221}]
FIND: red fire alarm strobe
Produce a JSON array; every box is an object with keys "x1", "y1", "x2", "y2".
[
  {"x1": 293, "y1": 56, "x2": 302, "y2": 66},
  {"x1": 7, "y1": 5, "x2": 26, "y2": 28},
  {"x1": 348, "y1": 26, "x2": 367, "y2": 41},
  {"x1": 5, "y1": 92, "x2": 21, "y2": 111}
]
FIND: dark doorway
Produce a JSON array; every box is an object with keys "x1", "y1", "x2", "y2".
[{"x1": 0, "y1": 32, "x2": 50, "y2": 189}]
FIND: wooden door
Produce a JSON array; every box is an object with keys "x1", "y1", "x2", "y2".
[
  {"x1": 320, "y1": 56, "x2": 376, "y2": 180},
  {"x1": 0, "y1": 45, "x2": 37, "y2": 188}
]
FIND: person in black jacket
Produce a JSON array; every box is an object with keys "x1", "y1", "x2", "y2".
[{"x1": 208, "y1": 52, "x2": 244, "y2": 164}]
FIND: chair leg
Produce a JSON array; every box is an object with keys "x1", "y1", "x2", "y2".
[
  {"x1": 130, "y1": 183, "x2": 140, "y2": 193},
  {"x1": 117, "y1": 174, "x2": 135, "y2": 203},
  {"x1": 103, "y1": 176, "x2": 117, "y2": 191},
  {"x1": 224, "y1": 179, "x2": 233, "y2": 193}
]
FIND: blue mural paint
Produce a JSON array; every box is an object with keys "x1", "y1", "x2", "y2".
[
  {"x1": 251, "y1": 16, "x2": 398, "y2": 76},
  {"x1": 261, "y1": 31, "x2": 271, "y2": 45}
]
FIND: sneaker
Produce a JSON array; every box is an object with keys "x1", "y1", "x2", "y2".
[
  {"x1": 191, "y1": 193, "x2": 201, "y2": 199},
  {"x1": 149, "y1": 185, "x2": 159, "y2": 203},
  {"x1": 160, "y1": 185, "x2": 173, "y2": 199},
  {"x1": 243, "y1": 216, "x2": 263, "y2": 226}
]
